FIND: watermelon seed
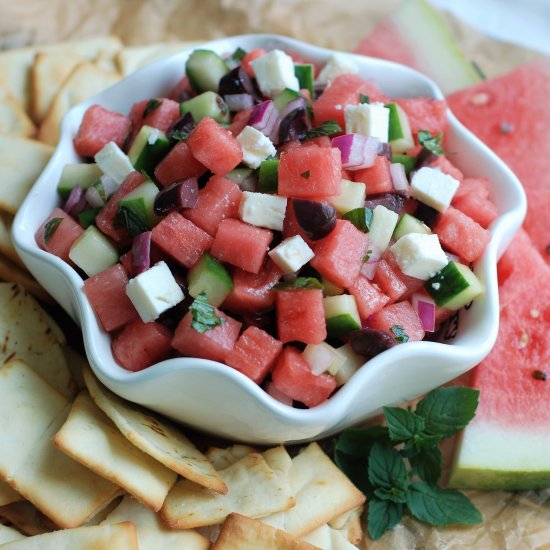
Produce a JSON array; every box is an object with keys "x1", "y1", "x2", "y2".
[
  {"x1": 530, "y1": 309, "x2": 540, "y2": 319},
  {"x1": 545, "y1": 245, "x2": 550, "y2": 255},
  {"x1": 518, "y1": 332, "x2": 529, "y2": 348},
  {"x1": 499, "y1": 122, "x2": 514, "y2": 134},
  {"x1": 532, "y1": 370, "x2": 548, "y2": 381}
]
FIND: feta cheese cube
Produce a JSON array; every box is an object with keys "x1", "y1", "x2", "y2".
[
  {"x1": 344, "y1": 103, "x2": 389, "y2": 142},
  {"x1": 328, "y1": 179, "x2": 366, "y2": 214},
  {"x1": 125, "y1": 261, "x2": 184, "y2": 323},
  {"x1": 391, "y1": 233, "x2": 448, "y2": 280},
  {"x1": 239, "y1": 191, "x2": 287, "y2": 231},
  {"x1": 268, "y1": 235, "x2": 314, "y2": 274},
  {"x1": 250, "y1": 49, "x2": 300, "y2": 98},
  {"x1": 94, "y1": 141, "x2": 134, "y2": 185},
  {"x1": 316, "y1": 54, "x2": 359, "y2": 86},
  {"x1": 410, "y1": 166, "x2": 460, "y2": 212},
  {"x1": 236, "y1": 126, "x2": 276, "y2": 169}
]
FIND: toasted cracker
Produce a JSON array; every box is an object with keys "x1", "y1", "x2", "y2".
[
  {"x1": 83, "y1": 367, "x2": 227, "y2": 494},
  {"x1": 0, "y1": 283, "x2": 75, "y2": 397},
  {"x1": 0, "y1": 256, "x2": 52, "y2": 304},
  {"x1": 0, "y1": 92, "x2": 35, "y2": 138},
  {"x1": 0, "y1": 481, "x2": 21, "y2": 507},
  {"x1": 161, "y1": 451, "x2": 295, "y2": 529},
  {"x1": 0, "y1": 521, "x2": 138, "y2": 549},
  {"x1": 206, "y1": 445, "x2": 258, "y2": 471},
  {"x1": 0, "y1": 501, "x2": 57, "y2": 536},
  {"x1": 0, "y1": 525, "x2": 26, "y2": 544},
  {"x1": 302, "y1": 523, "x2": 359, "y2": 550},
  {"x1": 0, "y1": 211, "x2": 26, "y2": 269},
  {"x1": 262, "y1": 443, "x2": 366, "y2": 537},
  {"x1": 54, "y1": 392, "x2": 177, "y2": 511},
  {"x1": 37, "y1": 61, "x2": 120, "y2": 146},
  {"x1": 0, "y1": 359, "x2": 121, "y2": 528},
  {"x1": 30, "y1": 52, "x2": 85, "y2": 124},
  {"x1": 61, "y1": 344, "x2": 88, "y2": 390},
  {"x1": 0, "y1": 135, "x2": 53, "y2": 213},
  {"x1": 328, "y1": 506, "x2": 364, "y2": 545},
  {"x1": 103, "y1": 495, "x2": 211, "y2": 549},
  {"x1": 212, "y1": 513, "x2": 321, "y2": 550}
]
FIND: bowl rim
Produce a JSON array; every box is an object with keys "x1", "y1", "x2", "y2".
[{"x1": 13, "y1": 33, "x2": 527, "y2": 431}]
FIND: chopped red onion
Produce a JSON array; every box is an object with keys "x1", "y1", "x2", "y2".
[
  {"x1": 411, "y1": 293, "x2": 436, "y2": 332},
  {"x1": 224, "y1": 93, "x2": 255, "y2": 112},
  {"x1": 390, "y1": 162, "x2": 410, "y2": 195},
  {"x1": 85, "y1": 175, "x2": 119, "y2": 208},
  {"x1": 331, "y1": 134, "x2": 380, "y2": 170},
  {"x1": 377, "y1": 141, "x2": 392, "y2": 161},
  {"x1": 279, "y1": 96, "x2": 307, "y2": 120},
  {"x1": 63, "y1": 185, "x2": 84, "y2": 215},
  {"x1": 360, "y1": 244, "x2": 382, "y2": 280},
  {"x1": 153, "y1": 178, "x2": 199, "y2": 215},
  {"x1": 249, "y1": 100, "x2": 281, "y2": 139},
  {"x1": 131, "y1": 231, "x2": 152, "y2": 276},
  {"x1": 265, "y1": 382, "x2": 293, "y2": 406}
]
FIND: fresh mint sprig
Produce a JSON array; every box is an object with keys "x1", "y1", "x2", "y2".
[
  {"x1": 189, "y1": 292, "x2": 225, "y2": 333},
  {"x1": 303, "y1": 120, "x2": 342, "y2": 141},
  {"x1": 335, "y1": 386, "x2": 482, "y2": 540},
  {"x1": 418, "y1": 130, "x2": 444, "y2": 156}
]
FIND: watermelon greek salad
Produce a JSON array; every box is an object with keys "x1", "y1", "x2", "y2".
[{"x1": 36, "y1": 46, "x2": 496, "y2": 408}]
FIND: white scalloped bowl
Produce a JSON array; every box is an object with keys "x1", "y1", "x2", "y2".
[{"x1": 13, "y1": 34, "x2": 525, "y2": 444}]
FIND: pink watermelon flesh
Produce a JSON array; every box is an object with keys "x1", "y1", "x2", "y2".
[{"x1": 447, "y1": 60, "x2": 550, "y2": 264}]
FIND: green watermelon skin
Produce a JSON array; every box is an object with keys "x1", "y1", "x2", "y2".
[
  {"x1": 449, "y1": 230, "x2": 550, "y2": 490},
  {"x1": 447, "y1": 61, "x2": 550, "y2": 266}
]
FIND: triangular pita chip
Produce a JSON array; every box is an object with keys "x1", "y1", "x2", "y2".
[
  {"x1": 103, "y1": 495, "x2": 210, "y2": 550},
  {"x1": 0, "y1": 211, "x2": 26, "y2": 269},
  {"x1": 161, "y1": 450, "x2": 295, "y2": 529},
  {"x1": 83, "y1": 367, "x2": 226, "y2": 494},
  {"x1": 37, "y1": 61, "x2": 120, "y2": 146},
  {"x1": 206, "y1": 445, "x2": 258, "y2": 471},
  {"x1": 212, "y1": 513, "x2": 321, "y2": 550},
  {"x1": 0, "y1": 360, "x2": 121, "y2": 528},
  {"x1": 0, "y1": 256, "x2": 51, "y2": 304},
  {"x1": 0, "y1": 501, "x2": 57, "y2": 536},
  {"x1": 0, "y1": 521, "x2": 138, "y2": 550},
  {"x1": 0, "y1": 91, "x2": 35, "y2": 138},
  {"x1": 54, "y1": 392, "x2": 177, "y2": 511},
  {"x1": 0, "y1": 135, "x2": 53, "y2": 213},
  {"x1": 0, "y1": 480, "x2": 21, "y2": 506},
  {"x1": 328, "y1": 506, "x2": 364, "y2": 545},
  {"x1": 302, "y1": 523, "x2": 359, "y2": 550},
  {"x1": 0, "y1": 525, "x2": 26, "y2": 545},
  {"x1": 0, "y1": 283, "x2": 75, "y2": 397}
]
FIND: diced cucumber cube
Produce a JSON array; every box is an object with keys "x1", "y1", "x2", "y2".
[
  {"x1": 323, "y1": 294, "x2": 361, "y2": 338},
  {"x1": 180, "y1": 91, "x2": 230, "y2": 124},
  {"x1": 425, "y1": 261, "x2": 484, "y2": 310},
  {"x1": 128, "y1": 125, "x2": 171, "y2": 177},
  {"x1": 368, "y1": 205, "x2": 399, "y2": 252},
  {"x1": 343, "y1": 207, "x2": 374, "y2": 233},
  {"x1": 117, "y1": 180, "x2": 160, "y2": 235},
  {"x1": 303, "y1": 342, "x2": 346, "y2": 375},
  {"x1": 393, "y1": 213, "x2": 431, "y2": 241},
  {"x1": 57, "y1": 163, "x2": 102, "y2": 200},
  {"x1": 69, "y1": 225, "x2": 118, "y2": 277},
  {"x1": 273, "y1": 88, "x2": 302, "y2": 111},
  {"x1": 258, "y1": 158, "x2": 279, "y2": 193},
  {"x1": 186, "y1": 49, "x2": 229, "y2": 93},
  {"x1": 392, "y1": 154, "x2": 416, "y2": 176},
  {"x1": 78, "y1": 207, "x2": 102, "y2": 229},
  {"x1": 187, "y1": 253, "x2": 233, "y2": 307},
  {"x1": 334, "y1": 343, "x2": 364, "y2": 386},
  {"x1": 294, "y1": 64, "x2": 315, "y2": 97},
  {"x1": 387, "y1": 103, "x2": 414, "y2": 153},
  {"x1": 226, "y1": 167, "x2": 257, "y2": 192},
  {"x1": 321, "y1": 277, "x2": 344, "y2": 297},
  {"x1": 328, "y1": 179, "x2": 366, "y2": 215}
]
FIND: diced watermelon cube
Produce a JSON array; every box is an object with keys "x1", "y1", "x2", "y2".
[
  {"x1": 278, "y1": 146, "x2": 341, "y2": 199},
  {"x1": 282, "y1": 200, "x2": 314, "y2": 246},
  {"x1": 228, "y1": 109, "x2": 251, "y2": 136},
  {"x1": 428, "y1": 155, "x2": 464, "y2": 181},
  {"x1": 367, "y1": 301, "x2": 425, "y2": 342},
  {"x1": 183, "y1": 175, "x2": 242, "y2": 237},
  {"x1": 312, "y1": 74, "x2": 387, "y2": 128},
  {"x1": 83, "y1": 263, "x2": 138, "y2": 332},
  {"x1": 112, "y1": 318, "x2": 172, "y2": 372},
  {"x1": 73, "y1": 104, "x2": 131, "y2": 158},
  {"x1": 349, "y1": 276, "x2": 390, "y2": 320},
  {"x1": 35, "y1": 207, "x2": 84, "y2": 266},
  {"x1": 129, "y1": 98, "x2": 180, "y2": 136},
  {"x1": 95, "y1": 171, "x2": 147, "y2": 246},
  {"x1": 241, "y1": 48, "x2": 267, "y2": 77},
  {"x1": 210, "y1": 218, "x2": 272, "y2": 274},
  {"x1": 154, "y1": 141, "x2": 206, "y2": 187},
  {"x1": 222, "y1": 259, "x2": 282, "y2": 312},
  {"x1": 275, "y1": 289, "x2": 327, "y2": 344},
  {"x1": 433, "y1": 206, "x2": 491, "y2": 263},
  {"x1": 172, "y1": 309, "x2": 241, "y2": 363},
  {"x1": 452, "y1": 192, "x2": 498, "y2": 228},
  {"x1": 151, "y1": 212, "x2": 213, "y2": 269},
  {"x1": 394, "y1": 97, "x2": 448, "y2": 136},
  {"x1": 373, "y1": 259, "x2": 408, "y2": 303},
  {"x1": 353, "y1": 156, "x2": 393, "y2": 195},
  {"x1": 307, "y1": 136, "x2": 332, "y2": 148},
  {"x1": 453, "y1": 177, "x2": 490, "y2": 201},
  {"x1": 271, "y1": 347, "x2": 336, "y2": 408},
  {"x1": 169, "y1": 76, "x2": 192, "y2": 102},
  {"x1": 310, "y1": 220, "x2": 367, "y2": 288},
  {"x1": 224, "y1": 326, "x2": 283, "y2": 383},
  {"x1": 187, "y1": 117, "x2": 243, "y2": 175}
]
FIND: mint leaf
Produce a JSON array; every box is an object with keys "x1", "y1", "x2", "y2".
[
  {"x1": 418, "y1": 130, "x2": 444, "y2": 156},
  {"x1": 115, "y1": 205, "x2": 149, "y2": 237},
  {"x1": 374, "y1": 486, "x2": 408, "y2": 504},
  {"x1": 43, "y1": 217, "x2": 63, "y2": 244},
  {"x1": 170, "y1": 129, "x2": 191, "y2": 142},
  {"x1": 409, "y1": 445, "x2": 441, "y2": 486},
  {"x1": 359, "y1": 93, "x2": 370, "y2": 104},
  {"x1": 303, "y1": 120, "x2": 342, "y2": 140},
  {"x1": 390, "y1": 324, "x2": 409, "y2": 343},
  {"x1": 273, "y1": 277, "x2": 323, "y2": 291},
  {"x1": 143, "y1": 98, "x2": 162, "y2": 118},
  {"x1": 231, "y1": 46, "x2": 247, "y2": 61},
  {"x1": 189, "y1": 292, "x2": 225, "y2": 333},
  {"x1": 415, "y1": 386, "x2": 479, "y2": 438},
  {"x1": 368, "y1": 442, "x2": 408, "y2": 491},
  {"x1": 367, "y1": 499, "x2": 403, "y2": 540},
  {"x1": 383, "y1": 406, "x2": 425, "y2": 443},
  {"x1": 406, "y1": 482, "x2": 482, "y2": 526}
]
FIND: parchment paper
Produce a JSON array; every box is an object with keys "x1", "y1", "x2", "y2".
[{"x1": 0, "y1": 1, "x2": 549, "y2": 547}]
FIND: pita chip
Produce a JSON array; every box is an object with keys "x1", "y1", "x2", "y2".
[
  {"x1": 328, "y1": 506, "x2": 364, "y2": 545},
  {"x1": 0, "y1": 525, "x2": 26, "y2": 545},
  {"x1": 302, "y1": 523, "x2": 359, "y2": 550},
  {"x1": 54, "y1": 392, "x2": 177, "y2": 511},
  {"x1": 0, "y1": 480, "x2": 21, "y2": 506},
  {"x1": 0, "y1": 501, "x2": 57, "y2": 536},
  {"x1": 103, "y1": 495, "x2": 210, "y2": 550},
  {"x1": 83, "y1": 367, "x2": 226, "y2": 494},
  {"x1": 0, "y1": 91, "x2": 35, "y2": 138},
  {"x1": 0, "y1": 256, "x2": 51, "y2": 304},
  {"x1": 0, "y1": 522, "x2": 138, "y2": 550},
  {"x1": 206, "y1": 445, "x2": 258, "y2": 471},
  {"x1": 212, "y1": 514, "x2": 321, "y2": 550},
  {"x1": 0, "y1": 211, "x2": 26, "y2": 269}
]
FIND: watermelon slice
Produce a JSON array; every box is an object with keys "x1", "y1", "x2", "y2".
[
  {"x1": 354, "y1": 0, "x2": 481, "y2": 94},
  {"x1": 449, "y1": 230, "x2": 550, "y2": 489},
  {"x1": 447, "y1": 60, "x2": 550, "y2": 264}
]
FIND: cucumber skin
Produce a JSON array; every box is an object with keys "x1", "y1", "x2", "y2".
[
  {"x1": 326, "y1": 313, "x2": 361, "y2": 339},
  {"x1": 425, "y1": 261, "x2": 483, "y2": 309}
]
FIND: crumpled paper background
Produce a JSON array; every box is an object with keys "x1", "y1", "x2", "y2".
[{"x1": 1, "y1": 1, "x2": 549, "y2": 548}]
